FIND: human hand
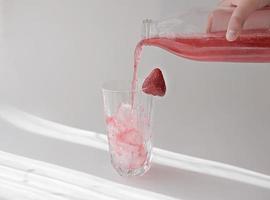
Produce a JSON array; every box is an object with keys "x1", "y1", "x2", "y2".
[{"x1": 219, "y1": 0, "x2": 270, "y2": 41}]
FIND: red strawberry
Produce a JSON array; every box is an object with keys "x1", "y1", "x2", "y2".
[{"x1": 142, "y1": 68, "x2": 166, "y2": 97}]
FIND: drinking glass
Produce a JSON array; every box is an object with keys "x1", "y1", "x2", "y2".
[{"x1": 102, "y1": 80, "x2": 153, "y2": 176}]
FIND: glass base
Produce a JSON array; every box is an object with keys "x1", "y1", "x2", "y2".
[
  {"x1": 109, "y1": 139, "x2": 153, "y2": 177},
  {"x1": 112, "y1": 162, "x2": 152, "y2": 177}
]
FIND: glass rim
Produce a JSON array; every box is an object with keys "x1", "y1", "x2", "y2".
[{"x1": 102, "y1": 79, "x2": 143, "y2": 93}]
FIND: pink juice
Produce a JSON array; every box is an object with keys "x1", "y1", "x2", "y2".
[
  {"x1": 139, "y1": 33, "x2": 270, "y2": 63},
  {"x1": 131, "y1": 42, "x2": 143, "y2": 106},
  {"x1": 106, "y1": 103, "x2": 151, "y2": 173},
  {"x1": 106, "y1": 42, "x2": 151, "y2": 175}
]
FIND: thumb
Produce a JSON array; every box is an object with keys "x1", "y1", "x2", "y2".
[{"x1": 226, "y1": 0, "x2": 258, "y2": 41}]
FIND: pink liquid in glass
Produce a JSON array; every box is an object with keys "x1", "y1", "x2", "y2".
[{"x1": 106, "y1": 103, "x2": 151, "y2": 175}]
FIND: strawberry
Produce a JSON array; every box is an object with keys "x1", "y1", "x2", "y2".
[{"x1": 142, "y1": 68, "x2": 166, "y2": 97}]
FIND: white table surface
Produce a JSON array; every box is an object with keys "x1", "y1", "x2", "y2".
[{"x1": 0, "y1": 106, "x2": 269, "y2": 200}]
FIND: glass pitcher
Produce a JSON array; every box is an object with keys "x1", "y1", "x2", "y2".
[{"x1": 140, "y1": 7, "x2": 270, "y2": 63}]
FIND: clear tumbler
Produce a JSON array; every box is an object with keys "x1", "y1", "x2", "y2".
[{"x1": 102, "y1": 80, "x2": 153, "y2": 176}]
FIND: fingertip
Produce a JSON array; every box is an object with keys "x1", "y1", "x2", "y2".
[
  {"x1": 226, "y1": 16, "x2": 242, "y2": 41},
  {"x1": 226, "y1": 0, "x2": 258, "y2": 41},
  {"x1": 226, "y1": 29, "x2": 239, "y2": 41}
]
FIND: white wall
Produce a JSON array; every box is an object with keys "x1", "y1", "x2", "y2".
[{"x1": 1, "y1": 0, "x2": 270, "y2": 174}]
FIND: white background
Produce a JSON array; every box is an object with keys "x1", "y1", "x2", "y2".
[{"x1": 0, "y1": 1, "x2": 270, "y2": 199}]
